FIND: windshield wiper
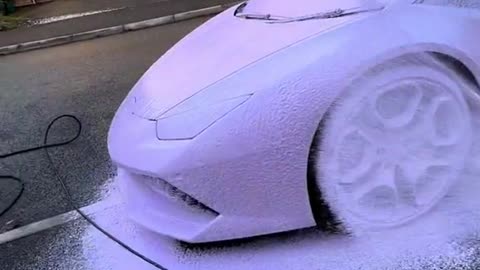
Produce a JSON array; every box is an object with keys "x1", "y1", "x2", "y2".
[
  {"x1": 268, "y1": 6, "x2": 384, "y2": 23},
  {"x1": 234, "y1": 2, "x2": 287, "y2": 21},
  {"x1": 233, "y1": 2, "x2": 384, "y2": 23}
]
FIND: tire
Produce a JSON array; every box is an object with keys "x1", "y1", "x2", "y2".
[{"x1": 313, "y1": 53, "x2": 474, "y2": 234}]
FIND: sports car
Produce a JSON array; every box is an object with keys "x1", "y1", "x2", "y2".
[{"x1": 108, "y1": 0, "x2": 480, "y2": 243}]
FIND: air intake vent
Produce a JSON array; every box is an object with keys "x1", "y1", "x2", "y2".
[{"x1": 141, "y1": 174, "x2": 218, "y2": 216}]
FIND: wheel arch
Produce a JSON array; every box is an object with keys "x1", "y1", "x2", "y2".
[{"x1": 428, "y1": 51, "x2": 480, "y2": 97}]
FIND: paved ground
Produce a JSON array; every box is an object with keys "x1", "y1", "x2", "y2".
[
  {"x1": 2, "y1": 6, "x2": 480, "y2": 270},
  {"x1": 15, "y1": 0, "x2": 171, "y2": 18},
  {"x1": 0, "y1": 15, "x2": 211, "y2": 232},
  {"x1": 0, "y1": 0, "x2": 238, "y2": 47},
  {"x1": 1, "y1": 219, "x2": 99, "y2": 270},
  {"x1": 2, "y1": 180, "x2": 480, "y2": 270}
]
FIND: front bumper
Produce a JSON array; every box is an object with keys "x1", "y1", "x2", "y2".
[
  {"x1": 108, "y1": 108, "x2": 316, "y2": 243},
  {"x1": 118, "y1": 169, "x2": 220, "y2": 241}
]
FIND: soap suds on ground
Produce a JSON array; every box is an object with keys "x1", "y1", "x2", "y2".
[
  {"x1": 77, "y1": 63, "x2": 480, "y2": 269},
  {"x1": 78, "y1": 113, "x2": 480, "y2": 270}
]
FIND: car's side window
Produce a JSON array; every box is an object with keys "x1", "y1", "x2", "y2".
[{"x1": 415, "y1": 0, "x2": 480, "y2": 9}]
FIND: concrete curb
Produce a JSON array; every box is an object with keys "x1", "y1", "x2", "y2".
[{"x1": 0, "y1": 2, "x2": 240, "y2": 56}]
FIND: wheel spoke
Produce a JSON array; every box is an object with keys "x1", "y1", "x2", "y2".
[
  {"x1": 338, "y1": 151, "x2": 378, "y2": 185},
  {"x1": 426, "y1": 95, "x2": 465, "y2": 146},
  {"x1": 355, "y1": 123, "x2": 384, "y2": 146},
  {"x1": 401, "y1": 156, "x2": 452, "y2": 206},
  {"x1": 393, "y1": 164, "x2": 417, "y2": 208},
  {"x1": 334, "y1": 127, "x2": 379, "y2": 181},
  {"x1": 343, "y1": 163, "x2": 398, "y2": 209}
]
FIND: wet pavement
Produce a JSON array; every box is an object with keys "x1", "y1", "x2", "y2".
[
  {"x1": 0, "y1": 15, "x2": 211, "y2": 232},
  {"x1": 2, "y1": 6, "x2": 480, "y2": 270},
  {"x1": 3, "y1": 179, "x2": 480, "y2": 270},
  {"x1": 0, "y1": 0, "x2": 238, "y2": 47}
]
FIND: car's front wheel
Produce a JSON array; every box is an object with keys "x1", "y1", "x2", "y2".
[{"x1": 313, "y1": 53, "x2": 474, "y2": 234}]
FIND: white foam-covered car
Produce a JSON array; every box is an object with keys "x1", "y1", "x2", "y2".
[{"x1": 108, "y1": 0, "x2": 480, "y2": 243}]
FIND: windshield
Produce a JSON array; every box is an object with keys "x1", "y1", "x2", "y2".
[{"x1": 242, "y1": 0, "x2": 385, "y2": 18}]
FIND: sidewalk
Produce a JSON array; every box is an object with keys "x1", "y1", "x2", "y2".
[{"x1": 0, "y1": 0, "x2": 239, "y2": 48}]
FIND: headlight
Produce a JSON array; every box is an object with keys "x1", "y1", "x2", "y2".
[{"x1": 156, "y1": 94, "x2": 251, "y2": 140}]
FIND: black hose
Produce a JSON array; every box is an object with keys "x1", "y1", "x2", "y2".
[{"x1": 0, "y1": 114, "x2": 166, "y2": 270}]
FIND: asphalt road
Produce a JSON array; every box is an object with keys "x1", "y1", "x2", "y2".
[
  {"x1": 2, "y1": 12, "x2": 480, "y2": 270},
  {"x1": 0, "y1": 0, "x2": 237, "y2": 47},
  {"x1": 0, "y1": 15, "x2": 211, "y2": 232}
]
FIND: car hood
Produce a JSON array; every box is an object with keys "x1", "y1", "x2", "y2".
[{"x1": 129, "y1": 4, "x2": 377, "y2": 120}]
